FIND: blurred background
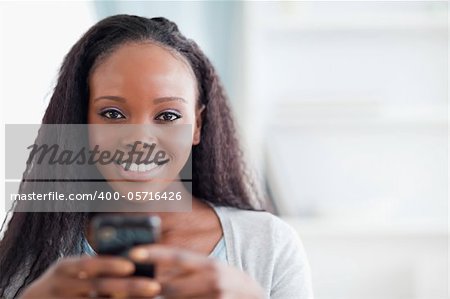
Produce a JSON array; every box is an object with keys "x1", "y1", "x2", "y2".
[{"x1": 0, "y1": 1, "x2": 448, "y2": 299}]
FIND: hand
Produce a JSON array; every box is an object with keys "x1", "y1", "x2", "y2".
[
  {"x1": 18, "y1": 255, "x2": 161, "y2": 298},
  {"x1": 129, "y1": 244, "x2": 265, "y2": 299}
]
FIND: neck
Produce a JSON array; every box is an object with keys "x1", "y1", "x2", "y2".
[{"x1": 143, "y1": 196, "x2": 208, "y2": 235}]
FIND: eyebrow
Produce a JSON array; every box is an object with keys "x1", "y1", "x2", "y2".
[{"x1": 93, "y1": 96, "x2": 187, "y2": 104}]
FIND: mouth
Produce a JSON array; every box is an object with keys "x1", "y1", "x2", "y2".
[
  {"x1": 114, "y1": 160, "x2": 165, "y2": 180},
  {"x1": 118, "y1": 161, "x2": 160, "y2": 172}
]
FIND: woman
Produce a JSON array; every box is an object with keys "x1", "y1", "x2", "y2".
[{"x1": 0, "y1": 15, "x2": 313, "y2": 299}]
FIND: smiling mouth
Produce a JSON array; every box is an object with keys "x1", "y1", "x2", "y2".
[{"x1": 116, "y1": 161, "x2": 160, "y2": 173}]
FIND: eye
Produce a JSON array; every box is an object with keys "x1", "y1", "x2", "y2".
[
  {"x1": 155, "y1": 110, "x2": 182, "y2": 122},
  {"x1": 99, "y1": 108, "x2": 125, "y2": 120}
]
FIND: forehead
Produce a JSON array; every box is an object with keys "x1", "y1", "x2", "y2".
[{"x1": 89, "y1": 42, "x2": 197, "y2": 100}]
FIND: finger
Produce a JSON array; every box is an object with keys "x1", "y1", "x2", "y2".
[
  {"x1": 48, "y1": 277, "x2": 94, "y2": 296},
  {"x1": 49, "y1": 276, "x2": 161, "y2": 298},
  {"x1": 54, "y1": 256, "x2": 135, "y2": 279},
  {"x1": 161, "y1": 271, "x2": 217, "y2": 298},
  {"x1": 94, "y1": 277, "x2": 161, "y2": 298},
  {"x1": 129, "y1": 244, "x2": 210, "y2": 272},
  {"x1": 166, "y1": 295, "x2": 216, "y2": 299}
]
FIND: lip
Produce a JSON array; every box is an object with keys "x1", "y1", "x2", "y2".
[{"x1": 114, "y1": 161, "x2": 165, "y2": 181}]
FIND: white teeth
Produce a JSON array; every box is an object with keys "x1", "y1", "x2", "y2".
[{"x1": 120, "y1": 162, "x2": 159, "y2": 172}]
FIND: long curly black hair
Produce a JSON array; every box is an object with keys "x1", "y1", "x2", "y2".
[{"x1": 0, "y1": 14, "x2": 266, "y2": 298}]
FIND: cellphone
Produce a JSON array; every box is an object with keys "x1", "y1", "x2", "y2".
[{"x1": 90, "y1": 214, "x2": 161, "y2": 278}]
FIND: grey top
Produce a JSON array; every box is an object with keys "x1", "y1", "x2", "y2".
[
  {"x1": 207, "y1": 236, "x2": 227, "y2": 262},
  {"x1": 206, "y1": 202, "x2": 314, "y2": 299}
]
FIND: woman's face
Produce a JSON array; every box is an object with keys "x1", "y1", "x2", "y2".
[{"x1": 87, "y1": 42, "x2": 202, "y2": 195}]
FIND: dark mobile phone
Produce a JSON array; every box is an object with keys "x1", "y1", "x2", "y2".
[{"x1": 90, "y1": 214, "x2": 161, "y2": 278}]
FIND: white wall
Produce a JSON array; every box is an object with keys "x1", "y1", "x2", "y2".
[
  {"x1": 241, "y1": 2, "x2": 448, "y2": 298},
  {"x1": 286, "y1": 217, "x2": 448, "y2": 299},
  {"x1": 0, "y1": 1, "x2": 97, "y2": 223}
]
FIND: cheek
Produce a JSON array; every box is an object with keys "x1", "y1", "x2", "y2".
[
  {"x1": 157, "y1": 124, "x2": 193, "y2": 172},
  {"x1": 88, "y1": 125, "x2": 120, "y2": 179},
  {"x1": 183, "y1": 108, "x2": 200, "y2": 137}
]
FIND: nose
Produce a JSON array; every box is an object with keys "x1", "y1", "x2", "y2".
[{"x1": 119, "y1": 123, "x2": 158, "y2": 150}]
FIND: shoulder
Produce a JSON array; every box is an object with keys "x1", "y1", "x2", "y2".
[
  {"x1": 214, "y1": 205, "x2": 298, "y2": 244},
  {"x1": 213, "y1": 204, "x2": 314, "y2": 298},
  {"x1": 213, "y1": 204, "x2": 306, "y2": 265}
]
